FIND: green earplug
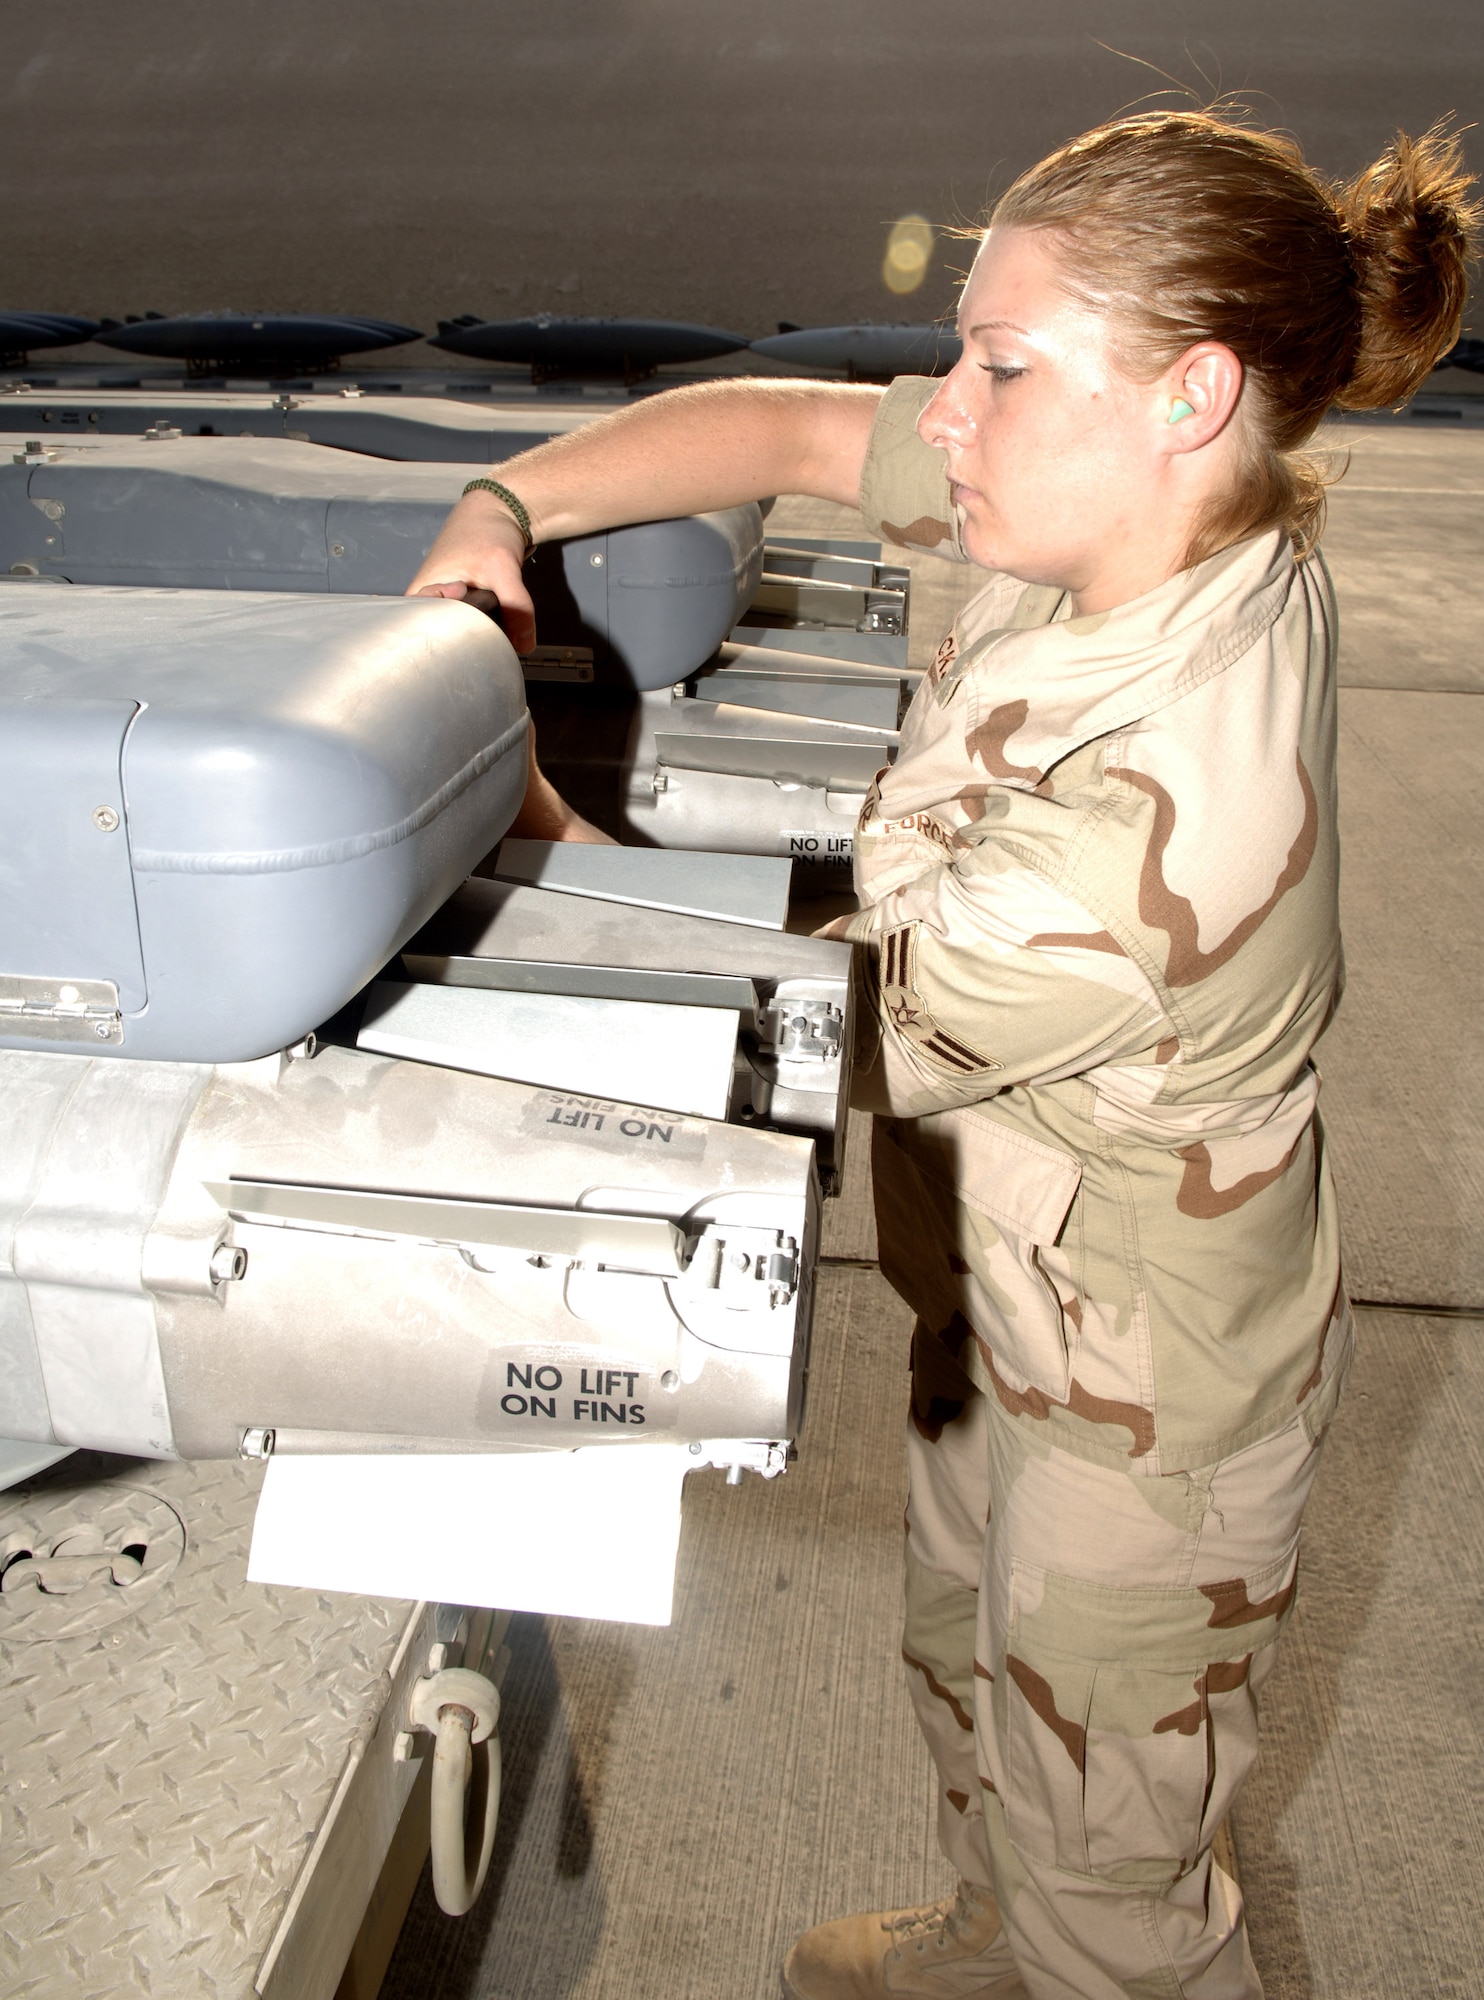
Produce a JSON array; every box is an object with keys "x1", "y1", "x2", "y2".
[{"x1": 1169, "y1": 398, "x2": 1196, "y2": 423}]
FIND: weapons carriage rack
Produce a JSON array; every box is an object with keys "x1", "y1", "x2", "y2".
[{"x1": 0, "y1": 372, "x2": 913, "y2": 1999}]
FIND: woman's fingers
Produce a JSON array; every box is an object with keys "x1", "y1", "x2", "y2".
[
  {"x1": 410, "y1": 577, "x2": 539, "y2": 655},
  {"x1": 488, "y1": 576, "x2": 537, "y2": 655},
  {"x1": 406, "y1": 491, "x2": 539, "y2": 648},
  {"x1": 407, "y1": 544, "x2": 538, "y2": 651}
]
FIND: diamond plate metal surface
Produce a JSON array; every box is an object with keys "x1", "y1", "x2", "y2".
[
  {"x1": 1, "y1": 1484, "x2": 186, "y2": 1638},
  {"x1": 0, "y1": 1451, "x2": 415, "y2": 1999}
]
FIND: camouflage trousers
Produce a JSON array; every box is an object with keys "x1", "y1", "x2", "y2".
[{"x1": 902, "y1": 1311, "x2": 1351, "y2": 2000}]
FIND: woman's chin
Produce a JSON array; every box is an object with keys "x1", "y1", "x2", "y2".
[{"x1": 962, "y1": 525, "x2": 1013, "y2": 574}]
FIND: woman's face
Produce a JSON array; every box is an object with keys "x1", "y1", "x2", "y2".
[{"x1": 919, "y1": 226, "x2": 1193, "y2": 607}]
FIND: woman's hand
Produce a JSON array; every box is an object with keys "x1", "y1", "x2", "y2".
[
  {"x1": 406, "y1": 490, "x2": 537, "y2": 653},
  {"x1": 405, "y1": 503, "x2": 611, "y2": 842}
]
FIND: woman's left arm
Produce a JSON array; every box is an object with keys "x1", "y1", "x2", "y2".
[{"x1": 826, "y1": 843, "x2": 1172, "y2": 1118}]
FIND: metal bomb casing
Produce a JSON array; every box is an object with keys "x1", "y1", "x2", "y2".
[
  {"x1": 1, "y1": 1045, "x2": 819, "y2": 1466},
  {"x1": 0, "y1": 434, "x2": 764, "y2": 692}
]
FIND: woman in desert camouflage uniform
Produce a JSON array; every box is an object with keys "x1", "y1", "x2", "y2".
[{"x1": 413, "y1": 112, "x2": 1477, "y2": 2000}]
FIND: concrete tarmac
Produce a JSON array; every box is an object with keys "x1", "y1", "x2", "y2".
[{"x1": 1, "y1": 1, "x2": 1478, "y2": 344}]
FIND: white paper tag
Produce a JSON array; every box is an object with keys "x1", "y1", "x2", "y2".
[{"x1": 248, "y1": 1445, "x2": 691, "y2": 1625}]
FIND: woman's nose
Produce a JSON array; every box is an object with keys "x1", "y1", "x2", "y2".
[{"x1": 918, "y1": 367, "x2": 976, "y2": 450}]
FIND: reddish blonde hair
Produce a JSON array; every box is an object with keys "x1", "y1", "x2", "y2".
[{"x1": 992, "y1": 112, "x2": 1480, "y2": 561}]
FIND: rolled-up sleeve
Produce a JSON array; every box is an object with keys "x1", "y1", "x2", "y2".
[
  {"x1": 839, "y1": 842, "x2": 1171, "y2": 1118},
  {"x1": 859, "y1": 376, "x2": 968, "y2": 562}
]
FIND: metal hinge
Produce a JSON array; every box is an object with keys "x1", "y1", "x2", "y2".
[
  {"x1": 520, "y1": 645, "x2": 595, "y2": 684},
  {"x1": 0, "y1": 973, "x2": 122, "y2": 1043}
]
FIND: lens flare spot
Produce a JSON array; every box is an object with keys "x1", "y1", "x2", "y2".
[{"x1": 882, "y1": 215, "x2": 934, "y2": 296}]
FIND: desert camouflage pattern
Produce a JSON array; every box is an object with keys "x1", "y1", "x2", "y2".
[
  {"x1": 854, "y1": 374, "x2": 1349, "y2": 1472},
  {"x1": 902, "y1": 1330, "x2": 1348, "y2": 1997},
  {"x1": 844, "y1": 378, "x2": 1355, "y2": 1997}
]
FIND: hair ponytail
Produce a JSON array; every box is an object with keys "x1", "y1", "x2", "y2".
[
  {"x1": 991, "y1": 112, "x2": 1480, "y2": 561},
  {"x1": 1338, "y1": 123, "x2": 1478, "y2": 411}
]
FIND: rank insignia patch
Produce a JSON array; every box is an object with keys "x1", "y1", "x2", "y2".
[{"x1": 879, "y1": 923, "x2": 1001, "y2": 1076}]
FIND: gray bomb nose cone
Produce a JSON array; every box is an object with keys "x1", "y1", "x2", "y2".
[
  {"x1": 94, "y1": 313, "x2": 423, "y2": 366},
  {"x1": 0, "y1": 311, "x2": 102, "y2": 353},
  {"x1": 750, "y1": 323, "x2": 962, "y2": 380},
  {"x1": 430, "y1": 315, "x2": 750, "y2": 376}
]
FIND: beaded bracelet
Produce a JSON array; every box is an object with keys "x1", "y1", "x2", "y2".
[{"x1": 461, "y1": 477, "x2": 534, "y2": 555}]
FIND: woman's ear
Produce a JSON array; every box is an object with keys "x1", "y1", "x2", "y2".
[{"x1": 1158, "y1": 342, "x2": 1244, "y2": 448}]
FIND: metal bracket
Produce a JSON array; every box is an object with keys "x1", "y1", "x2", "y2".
[
  {"x1": 687, "y1": 1438, "x2": 791, "y2": 1481},
  {"x1": 856, "y1": 598, "x2": 904, "y2": 635},
  {"x1": 207, "y1": 1178, "x2": 801, "y2": 1314},
  {"x1": 654, "y1": 732, "x2": 892, "y2": 792},
  {"x1": 204, "y1": 1180, "x2": 800, "y2": 1309},
  {"x1": 745, "y1": 573, "x2": 906, "y2": 637},
  {"x1": 205, "y1": 1177, "x2": 693, "y2": 1277},
  {"x1": 758, "y1": 996, "x2": 843, "y2": 1063},
  {"x1": 679, "y1": 1223, "x2": 799, "y2": 1310}
]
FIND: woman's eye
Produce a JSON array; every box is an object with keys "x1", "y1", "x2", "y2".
[{"x1": 979, "y1": 364, "x2": 1025, "y2": 383}]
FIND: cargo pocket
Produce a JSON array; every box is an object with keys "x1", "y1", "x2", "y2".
[
  {"x1": 934, "y1": 1104, "x2": 1083, "y2": 1247},
  {"x1": 902, "y1": 1106, "x2": 1084, "y2": 1403},
  {"x1": 1002, "y1": 1560, "x2": 1275, "y2": 1888}
]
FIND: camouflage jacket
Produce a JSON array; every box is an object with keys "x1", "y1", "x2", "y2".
[{"x1": 845, "y1": 377, "x2": 1348, "y2": 1473}]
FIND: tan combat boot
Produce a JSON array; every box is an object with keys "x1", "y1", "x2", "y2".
[{"x1": 781, "y1": 1881, "x2": 1027, "y2": 1999}]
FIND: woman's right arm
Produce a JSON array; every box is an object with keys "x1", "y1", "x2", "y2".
[{"x1": 407, "y1": 379, "x2": 882, "y2": 652}]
